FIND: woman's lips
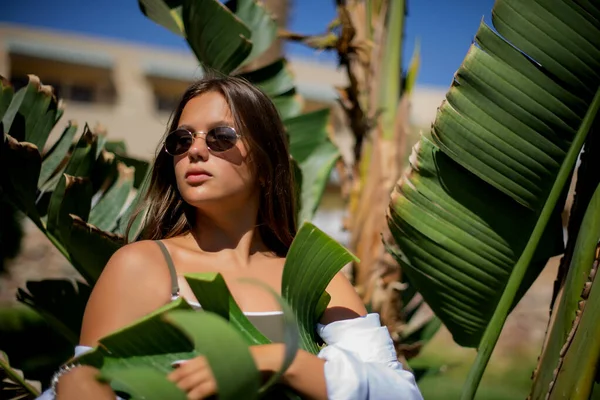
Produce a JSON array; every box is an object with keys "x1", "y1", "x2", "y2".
[{"x1": 185, "y1": 172, "x2": 212, "y2": 184}]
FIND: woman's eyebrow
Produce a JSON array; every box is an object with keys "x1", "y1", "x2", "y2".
[
  {"x1": 177, "y1": 123, "x2": 195, "y2": 131},
  {"x1": 177, "y1": 121, "x2": 234, "y2": 131},
  {"x1": 207, "y1": 120, "x2": 235, "y2": 129}
]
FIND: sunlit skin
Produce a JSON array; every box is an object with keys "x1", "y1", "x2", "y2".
[{"x1": 56, "y1": 92, "x2": 367, "y2": 400}]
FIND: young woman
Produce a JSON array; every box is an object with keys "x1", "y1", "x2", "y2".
[{"x1": 41, "y1": 75, "x2": 423, "y2": 400}]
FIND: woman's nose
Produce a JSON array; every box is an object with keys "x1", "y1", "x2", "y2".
[{"x1": 187, "y1": 134, "x2": 209, "y2": 160}]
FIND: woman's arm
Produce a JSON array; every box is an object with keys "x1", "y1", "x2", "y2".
[
  {"x1": 54, "y1": 241, "x2": 172, "y2": 399},
  {"x1": 285, "y1": 271, "x2": 368, "y2": 399},
  {"x1": 168, "y1": 272, "x2": 365, "y2": 400},
  {"x1": 79, "y1": 241, "x2": 171, "y2": 345},
  {"x1": 248, "y1": 344, "x2": 326, "y2": 400},
  {"x1": 253, "y1": 272, "x2": 423, "y2": 400},
  {"x1": 249, "y1": 272, "x2": 369, "y2": 400},
  {"x1": 54, "y1": 366, "x2": 115, "y2": 400}
]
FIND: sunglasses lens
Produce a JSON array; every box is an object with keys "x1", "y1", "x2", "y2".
[
  {"x1": 207, "y1": 127, "x2": 238, "y2": 152},
  {"x1": 165, "y1": 129, "x2": 193, "y2": 155}
]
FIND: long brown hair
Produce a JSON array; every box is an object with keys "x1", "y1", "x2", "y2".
[{"x1": 127, "y1": 74, "x2": 297, "y2": 256}]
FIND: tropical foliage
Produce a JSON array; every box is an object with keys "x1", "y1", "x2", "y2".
[
  {"x1": 383, "y1": 0, "x2": 600, "y2": 398},
  {"x1": 280, "y1": 0, "x2": 440, "y2": 367},
  {"x1": 0, "y1": 350, "x2": 41, "y2": 400},
  {"x1": 64, "y1": 222, "x2": 356, "y2": 399},
  {"x1": 0, "y1": 0, "x2": 362, "y2": 397},
  {"x1": 3, "y1": 0, "x2": 600, "y2": 399},
  {"x1": 0, "y1": 73, "x2": 147, "y2": 337},
  {"x1": 0, "y1": 72, "x2": 353, "y2": 398},
  {"x1": 0, "y1": 199, "x2": 23, "y2": 273}
]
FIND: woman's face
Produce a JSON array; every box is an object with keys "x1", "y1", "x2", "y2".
[{"x1": 172, "y1": 91, "x2": 257, "y2": 210}]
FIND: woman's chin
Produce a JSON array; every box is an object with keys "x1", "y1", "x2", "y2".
[{"x1": 182, "y1": 193, "x2": 225, "y2": 208}]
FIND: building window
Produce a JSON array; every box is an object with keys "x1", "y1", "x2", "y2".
[
  {"x1": 156, "y1": 95, "x2": 179, "y2": 113},
  {"x1": 69, "y1": 84, "x2": 95, "y2": 103},
  {"x1": 8, "y1": 75, "x2": 95, "y2": 103}
]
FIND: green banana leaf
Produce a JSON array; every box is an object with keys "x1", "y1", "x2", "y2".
[
  {"x1": 0, "y1": 76, "x2": 13, "y2": 117},
  {"x1": 0, "y1": 76, "x2": 147, "y2": 359},
  {"x1": 1, "y1": 75, "x2": 58, "y2": 149},
  {"x1": 282, "y1": 222, "x2": 358, "y2": 353},
  {"x1": 71, "y1": 222, "x2": 353, "y2": 399},
  {"x1": 386, "y1": 1, "x2": 600, "y2": 396},
  {"x1": 139, "y1": 0, "x2": 252, "y2": 74},
  {"x1": 88, "y1": 163, "x2": 135, "y2": 232},
  {"x1": 0, "y1": 350, "x2": 41, "y2": 399},
  {"x1": 1, "y1": 76, "x2": 59, "y2": 230},
  {"x1": 388, "y1": 2, "x2": 599, "y2": 345},
  {"x1": 239, "y1": 59, "x2": 295, "y2": 98},
  {"x1": 224, "y1": 0, "x2": 277, "y2": 67},
  {"x1": 137, "y1": 0, "x2": 185, "y2": 36},
  {"x1": 74, "y1": 299, "x2": 263, "y2": 399},
  {"x1": 186, "y1": 273, "x2": 300, "y2": 395},
  {"x1": 66, "y1": 216, "x2": 124, "y2": 284},
  {"x1": 116, "y1": 167, "x2": 152, "y2": 242},
  {"x1": 531, "y1": 183, "x2": 600, "y2": 399},
  {"x1": 286, "y1": 109, "x2": 340, "y2": 222},
  {"x1": 0, "y1": 77, "x2": 142, "y2": 272},
  {"x1": 238, "y1": 59, "x2": 303, "y2": 120},
  {"x1": 593, "y1": 383, "x2": 600, "y2": 400},
  {"x1": 0, "y1": 306, "x2": 72, "y2": 383},
  {"x1": 378, "y1": 0, "x2": 404, "y2": 139},
  {"x1": 139, "y1": 0, "x2": 277, "y2": 73},
  {"x1": 47, "y1": 175, "x2": 93, "y2": 244},
  {"x1": 38, "y1": 122, "x2": 78, "y2": 186},
  {"x1": 548, "y1": 249, "x2": 600, "y2": 400},
  {"x1": 184, "y1": 273, "x2": 270, "y2": 345},
  {"x1": 1, "y1": 132, "x2": 44, "y2": 229},
  {"x1": 272, "y1": 93, "x2": 303, "y2": 120},
  {"x1": 114, "y1": 156, "x2": 149, "y2": 189},
  {"x1": 16, "y1": 280, "x2": 91, "y2": 346},
  {"x1": 182, "y1": 0, "x2": 252, "y2": 74}
]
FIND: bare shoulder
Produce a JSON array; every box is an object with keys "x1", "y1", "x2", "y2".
[
  {"x1": 320, "y1": 272, "x2": 368, "y2": 325},
  {"x1": 79, "y1": 240, "x2": 173, "y2": 346},
  {"x1": 113, "y1": 239, "x2": 161, "y2": 259},
  {"x1": 96, "y1": 240, "x2": 169, "y2": 284}
]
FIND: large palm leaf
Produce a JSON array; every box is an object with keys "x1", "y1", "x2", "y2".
[
  {"x1": 530, "y1": 182, "x2": 600, "y2": 399},
  {"x1": 0, "y1": 351, "x2": 41, "y2": 400},
  {"x1": 0, "y1": 76, "x2": 150, "y2": 347},
  {"x1": 386, "y1": 0, "x2": 600, "y2": 396}
]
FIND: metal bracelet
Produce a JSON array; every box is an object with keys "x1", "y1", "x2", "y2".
[{"x1": 50, "y1": 363, "x2": 79, "y2": 397}]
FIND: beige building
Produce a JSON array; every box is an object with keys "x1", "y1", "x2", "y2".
[
  {"x1": 0, "y1": 22, "x2": 445, "y2": 159},
  {"x1": 0, "y1": 23, "x2": 348, "y2": 159}
]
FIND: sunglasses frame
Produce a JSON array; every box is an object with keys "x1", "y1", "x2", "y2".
[{"x1": 163, "y1": 126, "x2": 241, "y2": 156}]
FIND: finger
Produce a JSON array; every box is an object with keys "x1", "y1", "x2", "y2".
[
  {"x1": 186, "y1": 380, "x2": 218, "y2": 400},
  {"x1": 177, "y1": 370, "x2": 212, "y2": 392},
  {"x1": 168, "y1": 358, "x2": 208, "y2": 382}
]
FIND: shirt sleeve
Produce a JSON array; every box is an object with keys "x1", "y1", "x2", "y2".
[{"x1": 316, "y1": 313, "x2": 424, "y2": 400}]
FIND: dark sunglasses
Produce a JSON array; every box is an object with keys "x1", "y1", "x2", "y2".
[{"x1": 164, "y1": 126, "x2": 241, "y2": 156}]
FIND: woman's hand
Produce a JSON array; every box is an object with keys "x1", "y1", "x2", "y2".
[
  {"x1": 56, "y1": 365, "x2": 115, "y2": 400},
  {"x1": 249, "y1": 343, "x2": 285, "y2": 376},
  {"x1": 166, "y1": 344, "x2": 285, "y2": 399},
  {"x1": 167, "y1": 356, "x2": 217, "y2": 400}
]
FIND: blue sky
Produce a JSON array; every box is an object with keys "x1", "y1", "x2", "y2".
[{"x1": 3, "y1": 0, "x2": 495, "y2": 88}]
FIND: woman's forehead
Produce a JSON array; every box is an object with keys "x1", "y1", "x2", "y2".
[{"x1": 179, "y1": 92, "x2": 234, "y2": 127}]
